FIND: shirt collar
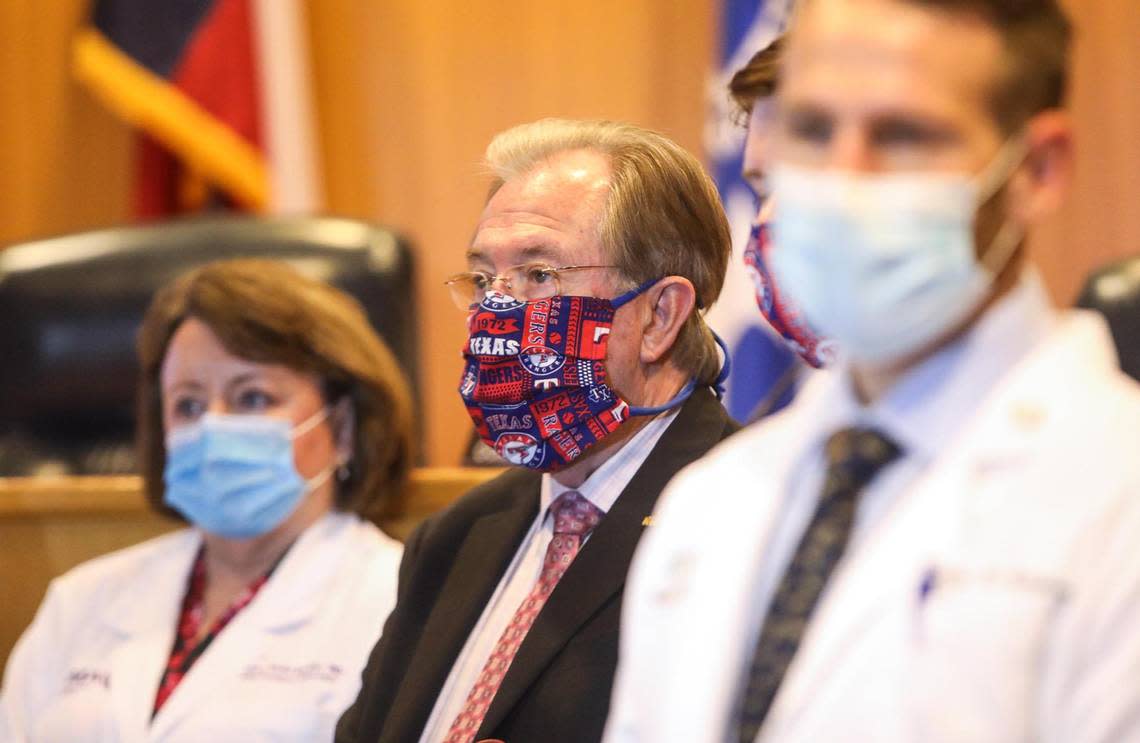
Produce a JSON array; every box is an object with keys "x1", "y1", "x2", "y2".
[
  {"x1": 830, "y1": 269, "x2": 1056, "y2": 460},
  {"x1": 540, "y1": 408, "x2": 681, "y2": 518}
]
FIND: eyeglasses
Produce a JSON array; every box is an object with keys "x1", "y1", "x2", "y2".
[{"x1": 444, "y1": 263, "x2": 619, "y2": 309}]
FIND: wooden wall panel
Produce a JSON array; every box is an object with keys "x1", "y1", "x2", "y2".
[
  {"x1": 1033, "y1": 0, "x2": 1140, "y2": 302},
  {"x1": 0, "y1": 0, "x2": 131, "y2": 246}
]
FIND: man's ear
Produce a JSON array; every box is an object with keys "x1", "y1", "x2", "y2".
[
  {"x1": 639, "y1": 277, "x2": 697, "y2": 365},
  {"x1": 1006, "y1": 110, "x2": 1074, "y2": 226},
  {"x1": 329, "y1": 395, "x2": 356, "y2": 466}
]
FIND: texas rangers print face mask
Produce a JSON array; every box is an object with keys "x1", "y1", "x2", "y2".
[
  {"x1": 458, "y1": 282, "x2": 700, "y2": 472},
  {"x1": 743, "y1": 220, "x2": 836, "y2": 369}
]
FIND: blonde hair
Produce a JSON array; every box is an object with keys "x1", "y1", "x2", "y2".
[{"x1": 485, "y1": 119, "x2": 731, "y2": 384}]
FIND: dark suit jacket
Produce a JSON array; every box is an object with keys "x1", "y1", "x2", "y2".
[{"x1": 335, "y1": 387, "x2": 737, "y2": 743}]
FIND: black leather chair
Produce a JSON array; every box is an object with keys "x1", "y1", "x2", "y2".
[
  {"x1": 1076, "y1": 254, "x2": 1140, "y2": 383},
  {"x1": 0, "y1": 216, "x2": 419, "y2": 476}
]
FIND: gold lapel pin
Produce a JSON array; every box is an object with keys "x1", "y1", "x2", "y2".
[
  {"x1": 1011, "y1": 401, "x2": 1046, "y2": 431},
  {"x1": 642, "y1": 516, "x2": 654, "y2": 526}
]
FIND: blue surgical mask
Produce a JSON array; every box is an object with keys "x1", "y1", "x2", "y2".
[
  {"x1": 163, "y1": 408, "x2": 332, "y2": 539},
  {"x1": 768, "y1": 140, "x2": 1026, "y2": 365}
]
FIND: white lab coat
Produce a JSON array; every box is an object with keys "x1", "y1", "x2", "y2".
[
  {"x1": 0, "y1": 511, "x2": 402, "y2": 743},
  {"x1": 605, "y1": 311, "x2": 1140, "y2": 743}
]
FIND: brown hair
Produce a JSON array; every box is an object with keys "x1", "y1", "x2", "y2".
[
  {"x1": 484, "y1": 119, "x2": 732, "y2": 385},
  {"x1": 895, "y1": 0, "x2": 1072, "y2": 131},
  {"x1": 728, "y1": 36, "x2": 785, "y2": 122},
  {"x1": 136, "y1": 258, "x2": 415, "y2": 522}
]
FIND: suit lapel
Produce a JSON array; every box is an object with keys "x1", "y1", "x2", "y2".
[
  {"x1": 477, "y1": 389, "x2": 732, "y2": 736},
  {"x1": 383, "y1": 473, "x2": 540, "y2": 742}
]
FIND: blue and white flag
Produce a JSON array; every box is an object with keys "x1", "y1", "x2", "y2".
[{"x1": 704, "y1": 0, "x2": 798, "y2": 422}]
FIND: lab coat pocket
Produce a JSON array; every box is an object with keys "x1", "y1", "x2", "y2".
[
  {"x1": 199, "y1": 660, "x2": 349, "y2": 741},
  {"x1": 908, "y1": 565, "x2": 1065, "y2": 743}
]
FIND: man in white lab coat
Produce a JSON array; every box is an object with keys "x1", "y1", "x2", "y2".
[{"x1": 604, "y1": 1, "x2": 1140, "y2": 742}]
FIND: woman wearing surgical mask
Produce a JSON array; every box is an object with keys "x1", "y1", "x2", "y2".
[{"x1": 0, "y1": 259, "x2": 414, "y2": 742}]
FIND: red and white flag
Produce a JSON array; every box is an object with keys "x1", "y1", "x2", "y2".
[{"x1": 72, "y1": 0, "x2": 322, "y2": 217}]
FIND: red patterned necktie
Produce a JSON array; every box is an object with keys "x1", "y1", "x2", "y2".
[{"x1": 443, "y1": 490, "x2": 604, "y2": 743}]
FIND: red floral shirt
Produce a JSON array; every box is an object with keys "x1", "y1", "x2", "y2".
[{"x1": 152, "y1": 548, "x2": 274, "y2": 716}]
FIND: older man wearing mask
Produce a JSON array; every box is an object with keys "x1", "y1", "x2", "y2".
[
  {"x1": 605, "y1": 1, "x2": 1140, "y2": 742},
  {"x1": 336, "y1": 118, "x2": 738, "y2": 743}
]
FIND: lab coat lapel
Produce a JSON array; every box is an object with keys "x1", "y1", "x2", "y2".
[
  {"x1": 767, "y1": 317, "x2": 1104, "y2": 728},
  {"x1": 146, "y1": 600, "x2": 267, "y2": 740},
  {"x1": 383, "y1": 477, "x2": 539, "y2": 743},
  {"x1": 957, "y1": 312, "x2": 1114, "y2": 475},
  {"x1": 477, "y1": 389, "x2": 733, "y2": 736},
  {"x1": 656, "y1": 377, "x2": 841, "y2": 738},
  {"x1": 103, "y1": 530, "x2": 200, "y2": 743},
  {"x1": 148, "y1": 513, "x2": 351, "y2": 740},
  {"x1": 655, "y1": 447, "x2": 794, "y2": 739},
  {"x1": 107, "y1": 628, "x2": 177, "y2": 743}
]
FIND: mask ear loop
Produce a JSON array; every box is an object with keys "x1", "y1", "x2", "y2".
[
  {"x1": 628, "y1": 378, "x2": 698, "y2": 416},
  {"x1": 711, "y1": 330, "x2": 731, "y2": 399},
  {"x1": 612, "y1": 276, "x2": 732, "y2": 414},
  {"x1": 291, "y1": 406, "x2": 339, "y2": 492},
  {"x1": 623, "y1": 321, "x2": 733, "y2": 415},
  {"x1": 975, "y1": 135, "x2": 1030, "y2": 203},
  {"x1": 974, "y1": 135, "x2": 1031, "y2": 280},
  {"x1": 978, "y1": 220, "x2": 1025, "y2": 279},
  {"x1": 291, "y1": 406, "x2": 331, "y2": 439},
  {"x1": 304, "y1": 464, "x2": 336, "y2": 493},
  {"x1": 610, "y1": 277, "x2": 662, "y2": 309}
]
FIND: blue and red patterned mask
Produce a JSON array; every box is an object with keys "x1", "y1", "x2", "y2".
[
  {"x1": 743, "y1": 220, "x2": 836, "y2": 369},
  {"x1": 459, "y1": 282, "x2": 699, "y2": 471}
]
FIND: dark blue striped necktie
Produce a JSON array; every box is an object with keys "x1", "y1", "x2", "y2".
[{"x1": 735, "y1": 426, "x2": 902, "y2": 743}]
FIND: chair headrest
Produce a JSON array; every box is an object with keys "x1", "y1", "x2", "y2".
[
  {"x1": 0, "y1": 215, "x2": 419, "y2": 473},
  {"x1": 1076, "y1": 254, "x2": 1140, "y2": 382}
]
